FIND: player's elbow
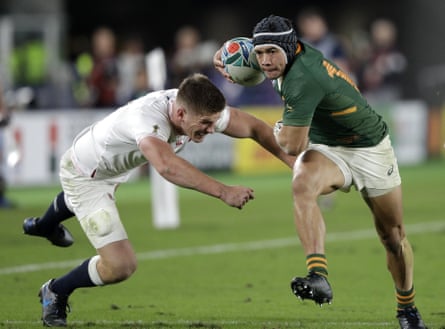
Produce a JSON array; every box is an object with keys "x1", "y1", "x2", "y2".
[
  {"x1": 280, "y1": 140, "x2": 307, "y2": 156},
  {"x1": 276, "y1": 135, "x2": 296, "y2": 156},
  {"x1": 276, "y1": 129, "x2": 308, "y2": 156}
]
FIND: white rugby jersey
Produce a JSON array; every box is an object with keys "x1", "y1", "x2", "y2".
[{"x1": 70, "y1": 89, "x2": 230, "y2": 181}]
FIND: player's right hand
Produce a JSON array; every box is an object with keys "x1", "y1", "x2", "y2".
[
  {"x1": 213, "y1": 47, "x2": 234, "y2": 83},
  {"x1": 220, "y1": 185, "x2": 255, "y2": 209}
]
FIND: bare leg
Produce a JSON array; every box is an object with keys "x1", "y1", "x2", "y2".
[
  {"x1": 363, "y1": 186, "x2": 427, "y2": 327},
  {"x1": 96, "y1": 239, "x2": 138, "y2": 284},
  {"x1": 363, "y1": 186, "x2": 413, "y2": 291},
  {"x1": 289, "y1": 150, "x2": 345, "y2": 305},
  {"x1": 292, "y1": 150, "x2": 344, "y2": 255}
]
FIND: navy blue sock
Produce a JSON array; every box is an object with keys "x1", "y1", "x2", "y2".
[
  {"x1": 37, "y1": 192, "x2": 74, "y2": 232},
  {"x1": 51, "y1": 258, "x2": 96, "y2": 296}
]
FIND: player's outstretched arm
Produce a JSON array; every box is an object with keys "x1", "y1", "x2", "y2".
[
  {"x1": 222, "y1": 107, "x2": 296, "y2": 168},
  {"x1": 139, "y1": 136, "x2": 254, "y2": 209}
]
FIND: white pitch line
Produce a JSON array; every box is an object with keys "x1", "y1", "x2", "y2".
[
  {"x1": 0, "y1": 319, "x2": 395, "y2": 327},
  {"x1": 1, "y1": 220, "x2": 443, "y2": 276}
]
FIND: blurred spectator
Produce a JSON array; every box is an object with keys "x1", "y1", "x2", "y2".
[
  {"x1": 9, "y1": 33, "x2": 48, "y2": 109},
  {"x1": 116, "y1": 35, "x2": 148, "y2": 105},
  {"x1": 87, "y1": 27, "x2": 120, "y2": 108},
  {"x1": 296, "y1": 7, "x2": 353, "y2": 77},
  {"x1": 132, "y1": 66, "x2": 150, "y2": 99},
  {"x1": 0, "y1": 81, "x2": 14, "y2": 208},
  {"x1": 167, "y1": 25, "x2": 219, "y2": 88},
  {"x1": 68, "y1": 35, "x2": 94, "y2": 108},
  {"x1": 357, "y1": 18, "x2": 407, "y2": 103},
  {"x1": 223, "y1": 78, "x2": 282, "y2": 107}
]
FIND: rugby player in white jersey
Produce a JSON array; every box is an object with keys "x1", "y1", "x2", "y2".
[{"x1": 23, "y1": 73, "x2": 295, "y2": 327}]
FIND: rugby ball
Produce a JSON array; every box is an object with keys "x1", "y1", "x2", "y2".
[{"x1": 221, "y1": 37, "x2": 265, "y2": 86}]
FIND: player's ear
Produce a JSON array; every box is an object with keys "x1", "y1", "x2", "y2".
[{"x1": 176, "y1": 106, "x2": 187, "y2": 120}]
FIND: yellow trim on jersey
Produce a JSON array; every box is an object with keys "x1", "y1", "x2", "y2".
[{"x1": 331, "y1": 106, "x2": 358, "y2": 116}]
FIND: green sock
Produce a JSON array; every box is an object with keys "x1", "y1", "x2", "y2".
[
  {"x1": 306, "y1": 253, "x2": 328, "y2": 277},
  {"x1": 396, "y1": 286, "x2": 415, "y2": 309}
]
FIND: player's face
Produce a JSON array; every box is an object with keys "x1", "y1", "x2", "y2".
[
  {"x1": 254, "y1": 46, "x2": 287, "y2": 79},
  {"x1": 182, "y1": 110, "x2": 221, "y2": 143}
]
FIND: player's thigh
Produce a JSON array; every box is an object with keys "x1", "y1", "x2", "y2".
[
  {"x1": 293, "y1": 149, "x2": 345, "y2": 194},
  {"x1": 78, "y1": 200, "x2": 129, "y2": 249}
]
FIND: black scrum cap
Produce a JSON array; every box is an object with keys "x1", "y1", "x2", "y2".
[{"x1": 252, "y1": 15, "x2": 298, "y2": 66}]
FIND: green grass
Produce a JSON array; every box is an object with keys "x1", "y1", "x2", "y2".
[{"x1": 0, "y1": 160, "x2": 444, "y2": 329}]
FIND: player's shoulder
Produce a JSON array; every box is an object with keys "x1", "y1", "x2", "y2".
[
  {"x1": 291, "y1": 43, "x2": 337, "y2": 85},
  {"x1": 286, "y1": 43, "x2": 322, "y2": 77},
  {"x1": 126, "y1": 89, "x2": 177, "y2": 112},
  {"x1": 141, "y1": 88, "x2": 178, "y2": 104},
  {"x1": 299, "y1": 41, "x2": 324, "y2": 58}
]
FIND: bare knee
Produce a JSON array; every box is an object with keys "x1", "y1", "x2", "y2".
[
  {"x1": 113, "y1": 258, "x2": 137, "y2": 282},
  {"x1": 292, "y1": 173, "x2": 318, "y2": 200},
  {"x1": 99, "y1": 255, "x2": 138, "y2": 283},
  {"x1": 292, "y1": 161, "x2": 339, "y2": 204},
  {"x1": 379, "y1": 226, "x2": 405, "y2": 255}
]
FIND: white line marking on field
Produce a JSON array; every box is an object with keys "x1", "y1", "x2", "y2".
[
  {"x1": 1, "y1": 220, "x2": 443, "y2": 276},
  {"x1": 0, "y1": 319, "x2": 395, "y2": 327}
]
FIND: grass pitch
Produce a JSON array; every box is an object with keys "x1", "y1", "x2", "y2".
[{"x1": 0, "y1": 160, "x2": 444, "y2": 329}]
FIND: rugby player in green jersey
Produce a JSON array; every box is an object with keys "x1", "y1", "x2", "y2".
[{"x1": 214, "y1": 14, "x2": 425, "y2": 329}]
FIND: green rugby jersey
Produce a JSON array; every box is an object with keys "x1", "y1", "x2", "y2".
[{"x1": 275, "y1": 41, "x2": 388, "y2": 147}]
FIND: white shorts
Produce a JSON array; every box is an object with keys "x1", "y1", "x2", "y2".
[
  {"x1": 59, "y1": 148, "x2": 128, "y2": 249},
  {"x1": 306, "y1": 135, "x2": 402, "y2": 197}
]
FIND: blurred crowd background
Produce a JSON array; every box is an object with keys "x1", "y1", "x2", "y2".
[
  {"x1": 0, "y1": 0, "x2": 444, "y2": 206},
  {"x1": 0, "y1": 0, "x2": 444, "y2": 110}
]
